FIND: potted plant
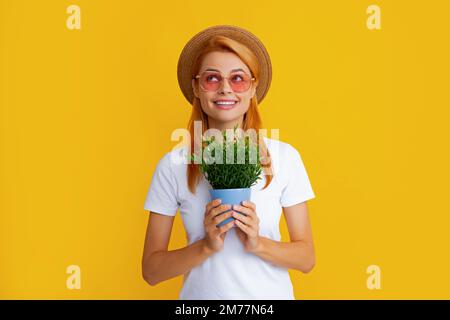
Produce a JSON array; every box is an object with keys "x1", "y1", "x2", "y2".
[{"x1": 190, "y1": 125, "x2": 263, "y2": 228}]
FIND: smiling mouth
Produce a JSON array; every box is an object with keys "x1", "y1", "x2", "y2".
[{"x1": 213, "y1": 100, "x2": 238, "y2": 109}]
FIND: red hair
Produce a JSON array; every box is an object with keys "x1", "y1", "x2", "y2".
[{"x1": 186, "y1": 35, "x2": 274, "y2": 194}]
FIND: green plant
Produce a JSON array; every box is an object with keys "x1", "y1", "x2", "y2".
[{"x1": 190, "y1": 125, "x2": 263, "y2": 189}]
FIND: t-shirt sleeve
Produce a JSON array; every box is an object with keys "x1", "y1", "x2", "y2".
[
  {"x1": 143, "y1": 153, "x2": 180, "y2": 216},
  {"x1": 280, "y1": 145, "x2": 316, "y2": 207}
]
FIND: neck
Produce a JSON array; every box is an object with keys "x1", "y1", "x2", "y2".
[{"x1": 208, "y1": 115, "x2": 244, "y2": 131}]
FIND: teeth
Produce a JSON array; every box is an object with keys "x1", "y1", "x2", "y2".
[{"x1": 215, "y1": 101, "x2": 237, "y2": 105}]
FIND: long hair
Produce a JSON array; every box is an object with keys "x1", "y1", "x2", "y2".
[{"x1": 187, "y1": 35, "x2": 274, "y2": 195}]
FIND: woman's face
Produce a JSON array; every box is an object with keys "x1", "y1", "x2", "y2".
[{"x1": 192, "y1": 51, "x2": 256, "y2": 130}]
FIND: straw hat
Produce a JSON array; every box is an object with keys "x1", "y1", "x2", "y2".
[{"x1": 177, "y1": 25, "x2": 272, "y2": 105}]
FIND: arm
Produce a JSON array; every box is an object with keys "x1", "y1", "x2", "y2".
[
  {"x1": 253, "y1": 202, "x2": 315, "y2": 273},
  {"x1": 141, "y1": 212, "x2": 214, "y2": 286}
]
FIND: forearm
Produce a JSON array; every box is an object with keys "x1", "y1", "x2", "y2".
[
  {"x1": 142, "y1": 238, "x2": 213, "y2": 285},
  {"x1": 252, "y1": 236, "x2": 315, "y2": 273}
]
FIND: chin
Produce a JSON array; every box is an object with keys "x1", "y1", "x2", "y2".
[
  {"x1": 213, "y1": 113, "x2": 240, "y2": 122},
  {"x1": 203, "y1": 102, "x2": 247, "y2": 122}
]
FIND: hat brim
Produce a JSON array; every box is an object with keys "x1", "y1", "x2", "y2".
[{"x1": 177, "y1": 25, "x2": 272, "y2": 105}]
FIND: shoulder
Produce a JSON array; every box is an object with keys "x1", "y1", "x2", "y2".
[
  {"x1": 155, "y1": 144, "x2": 189, "y2": 172},
  {"x1": 262, "y1": 136, "x2": 302, "y2": 162}
]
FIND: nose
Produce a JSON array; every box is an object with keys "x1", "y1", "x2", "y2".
[{"x1": 218, "y1": 78, "x2": 233, "y2": 94}]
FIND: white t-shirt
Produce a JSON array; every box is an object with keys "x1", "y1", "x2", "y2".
[{"x1": 143, "y1": 136, "x2": 316, "y2": 299}]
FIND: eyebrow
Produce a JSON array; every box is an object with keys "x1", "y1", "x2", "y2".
[{"x1": 204, "y1": 68, "x2": 247, "y2": 73}]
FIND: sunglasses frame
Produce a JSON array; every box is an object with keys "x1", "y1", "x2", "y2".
[{"x1": 193, "y1": 71, "x2": 256, "y2": 93}]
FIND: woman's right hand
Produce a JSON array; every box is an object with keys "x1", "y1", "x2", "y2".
[{"x1": 203, "y1": 198, "x2": 235, "y2": 254}]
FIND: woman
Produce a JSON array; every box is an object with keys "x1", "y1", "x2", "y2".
[{"x1": 142, "y1": 25, "x2": 316, "y2": 299}]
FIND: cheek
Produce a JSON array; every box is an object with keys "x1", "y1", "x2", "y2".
[
  {"x1": 238, "y1": 95, "x2": 252, "y2": 109},
  {"x1": 241, "y1": 92, "x2": 253, "y2": 103},
  {"x1": 198, "y1": 93, "x2": 213, "y2": 108},
  {"x1": 200, "y1": 92, "x2": 215, "y2": 103}
]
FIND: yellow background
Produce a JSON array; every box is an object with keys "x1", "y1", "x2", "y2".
[{"x1": 1, "y1": 0, "x2": 449, "y2": 299}]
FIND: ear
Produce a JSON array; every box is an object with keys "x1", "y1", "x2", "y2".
[{"x1": 192, "y1": 79, "x2": 199, "y2": 98}]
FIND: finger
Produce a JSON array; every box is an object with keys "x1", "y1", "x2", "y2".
[
  {"x1": 205, "y1": 198, "x2": 221, "y2": 213},
  {"x1": 232, "y1": 204, "x2": 256, "y2": 220},
  {"x1": 234, "y1": 219, "x2": 251, "y2": 234},
  {"x1": 205, "y1": 210, "x2": 232, "y2": 232},
  {"x1": 208, "y1": 204, "x2": 232, "y2": 219},
  {"x1": 233, "y1": 211, "x2": 259, "y2": 234},
  {"x1": 235, "y1": 225, "x2": 244, "y2": 236},
  {"x1": 211, "y1": 210, "x2": 234, "y2": 227},
  {"x1": 217, "y1": 219, "x2": 235, "y2": 235},
  {"x1": 242, "y1": 200, "x2": 256, "y2": 211},
  {"x1": 231, "y1": 210, "x2": 252, "y2": 226},
  {"x1": 235, "y1": 227, "x2": 246, "y2": 242},
  {"x1": 235, "y1": 203, "x2": 259, "y2": 224},
  {"x1": 205, "y1": 203, "x2": 229, "y2": 224}
]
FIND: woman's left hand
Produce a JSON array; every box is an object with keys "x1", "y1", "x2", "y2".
[{"x1": 232, "y1": 201, "x2": 261, "y2": 253}]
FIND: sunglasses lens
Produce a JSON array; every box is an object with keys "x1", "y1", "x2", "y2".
[
  {"x1": 199, "y1": 72, "x2": 251, "y2": 92},
  {"x1": 200, "y1": 72, "x2": 222, "y2": 91},
  {"x1": 229, "y1": 73, "x2": 251, "y2": 92}
]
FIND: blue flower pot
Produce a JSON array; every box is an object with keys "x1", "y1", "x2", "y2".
[{"x1": 209, "y1": 188, "x2": 251, "y2": 228}]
